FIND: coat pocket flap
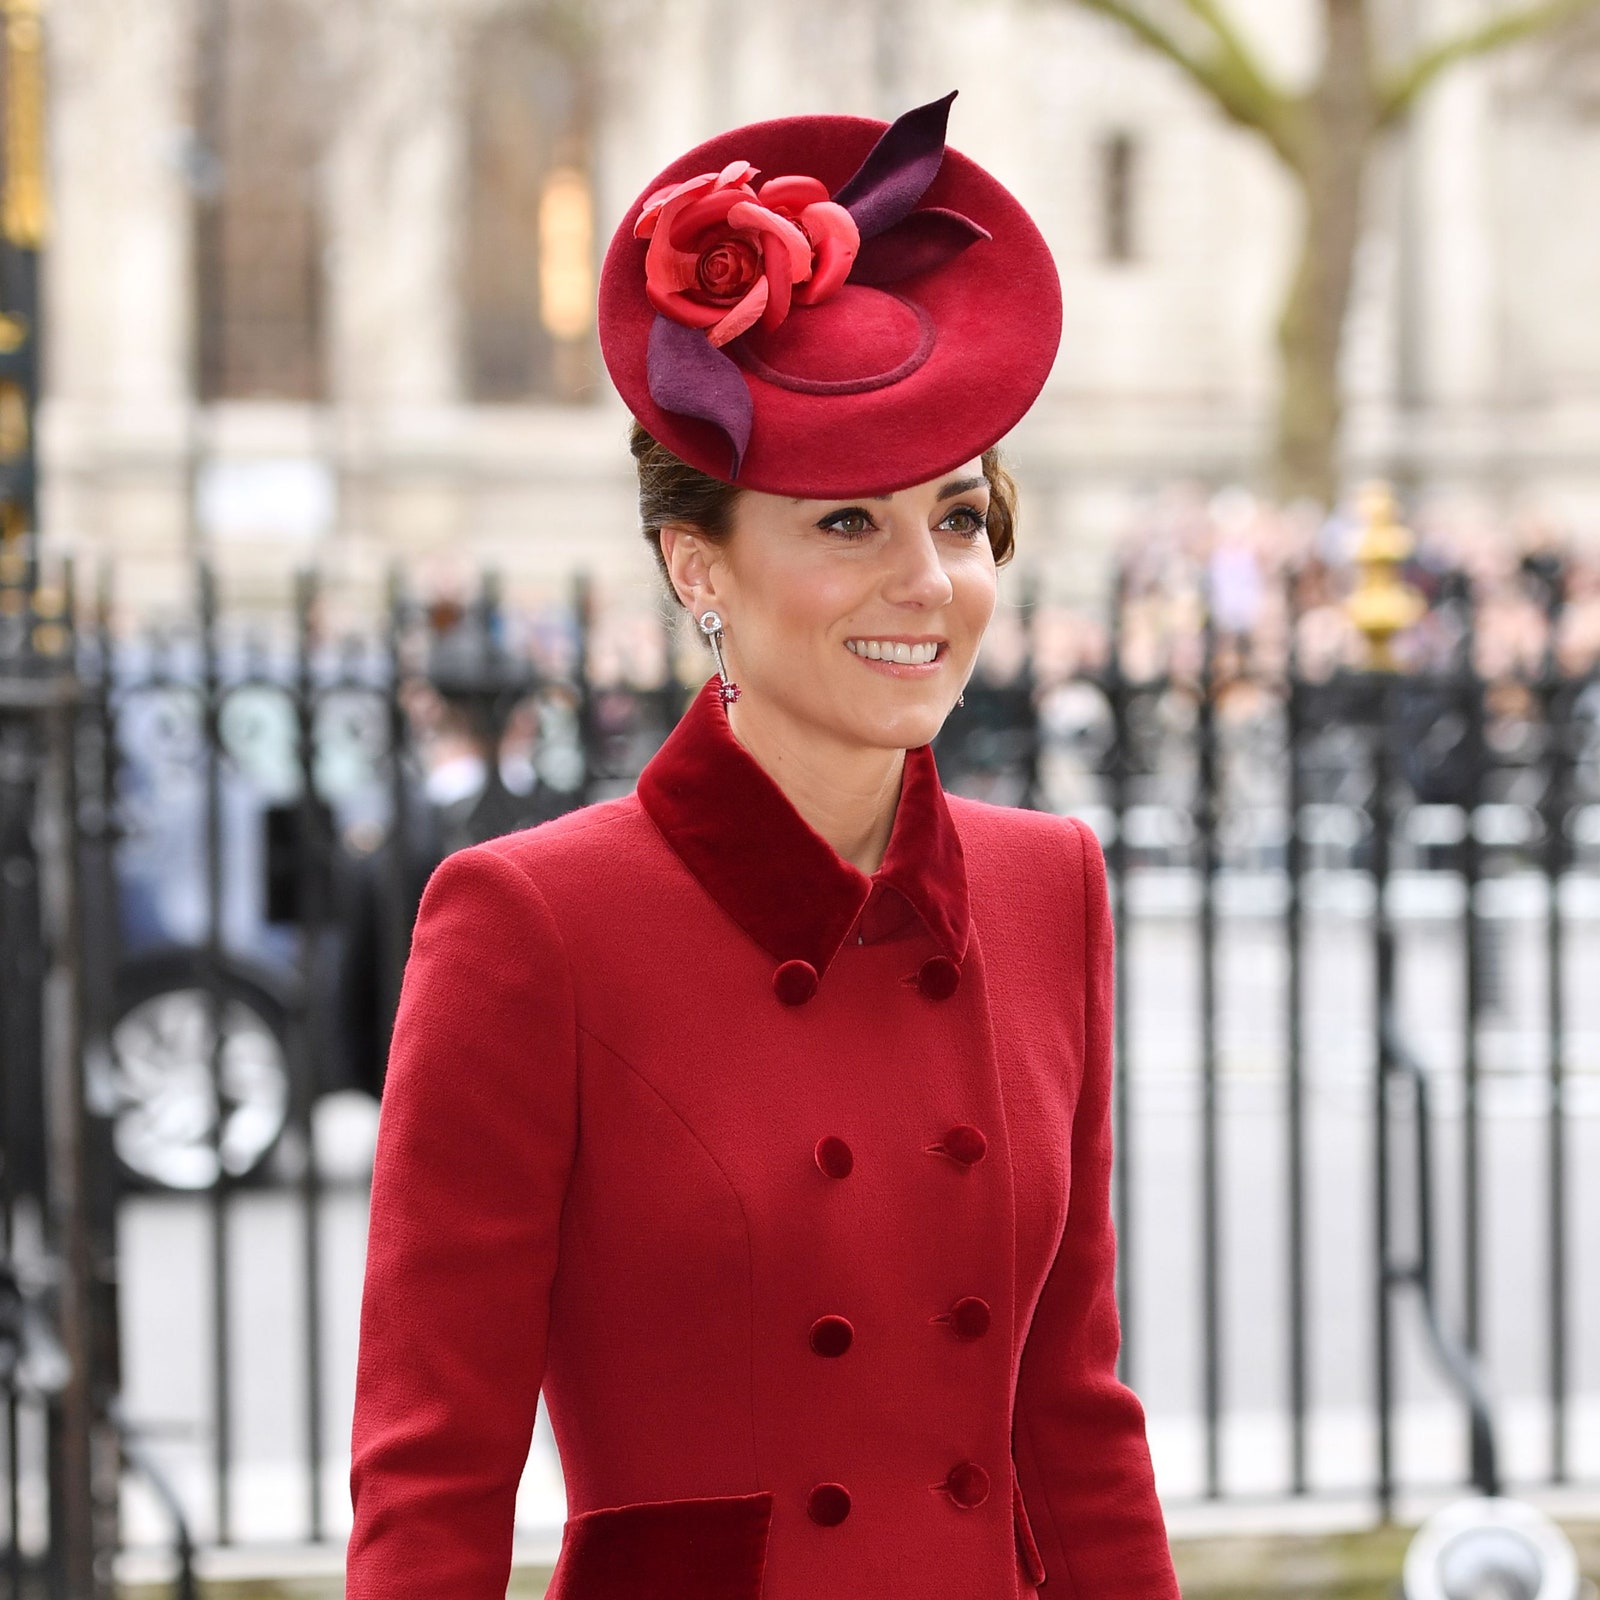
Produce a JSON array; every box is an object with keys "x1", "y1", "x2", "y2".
[
  {"x1": 546, "y1": 1490, "x2": 773, "y2": 1600},
  {"x1": 1011, "y1": 1458, "x2": 1047, "y2": 1587}
]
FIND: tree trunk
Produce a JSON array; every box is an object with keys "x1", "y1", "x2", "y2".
[
  {"x1": 1273, "y1": 152, "x2": 1368, "y2": 505},
  {"x1": 1272, "y1": 0, "x2": 1377, "y2": 507}
]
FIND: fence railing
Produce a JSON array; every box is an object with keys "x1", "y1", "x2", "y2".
[{"x1": 1, "y1": 534, "x2": 1598, "y2": 1579}]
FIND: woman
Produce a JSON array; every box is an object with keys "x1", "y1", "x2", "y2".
[{"x1": 346, "y1": 90, "x2": 1179, "y2": 1600}]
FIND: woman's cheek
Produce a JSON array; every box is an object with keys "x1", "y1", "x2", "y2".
[{"x1": 953, "y1": 562, "x2": 999, "y2": 626}]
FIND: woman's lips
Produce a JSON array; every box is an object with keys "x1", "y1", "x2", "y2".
[{"x1": 844, "y1": 637, "x2": 947, "y2": 676}]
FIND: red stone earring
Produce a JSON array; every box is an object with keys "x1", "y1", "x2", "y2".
[{"x1": 698, "y1": 609, "x2": 740, "y2": 705}]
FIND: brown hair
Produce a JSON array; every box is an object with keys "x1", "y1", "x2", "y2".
[{"x1": 629, "y1": 418, "x2": 1018, "y2": 605}]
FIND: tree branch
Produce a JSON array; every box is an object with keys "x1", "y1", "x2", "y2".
[
  {"x1": 1068, "y1": 0, "x2": 1302, "y2": 165},
  {"x1": 1175, "y1": 0, "x2": 1289, "y2": 102},
  {"x1": 1378, "y1": 0, "x2": 1600, "y2": 126},
  {"x1": 1068, "y1": 0, "x2": 1214, "y2": 86}
]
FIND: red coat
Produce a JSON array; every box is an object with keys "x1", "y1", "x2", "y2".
[{"x1": 346, "y1": 677, "x2": 1178, "y2": 1600}]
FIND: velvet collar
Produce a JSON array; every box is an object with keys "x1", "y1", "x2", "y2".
[{"x1": 636, "y1": 676, "x2": 970, "y2": 977}]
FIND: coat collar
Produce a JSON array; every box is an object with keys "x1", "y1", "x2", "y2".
[{"x1": 636, "y1": 677, "x2": 970, "y2": 978}]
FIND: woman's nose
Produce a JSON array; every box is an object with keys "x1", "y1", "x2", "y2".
[{"x1": 883, "y1": 526, "x2": 955, "y2": 607}]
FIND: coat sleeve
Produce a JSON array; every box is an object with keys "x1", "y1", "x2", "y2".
[
  {"x1": 1010, "y1": 817, "x2": 1179, "y2": 1598},
  {"x1": 345, "y1": 842, "x2": 578, "y2": 1599}
]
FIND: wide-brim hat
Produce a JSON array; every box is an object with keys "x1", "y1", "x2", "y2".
[{"x1": 597, "y1": 90, "x2": 1062, "y2": 499}]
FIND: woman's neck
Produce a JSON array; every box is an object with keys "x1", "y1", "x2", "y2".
[{"x1": 726, "y1": 697, "x2": 905, "y2": 875}]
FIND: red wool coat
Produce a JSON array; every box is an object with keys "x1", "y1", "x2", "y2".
[{"x1": 346, "y1": 677, "x2": 1179, "y2": 1600}]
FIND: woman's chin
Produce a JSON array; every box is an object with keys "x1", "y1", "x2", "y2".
[
  {"x1": 742, "y1": 677, "x2": 957, "y2": 751},
  {"x1": 838, "y1": 698, "x2": 953, "y2": 752}
]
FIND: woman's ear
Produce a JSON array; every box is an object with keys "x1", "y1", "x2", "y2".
[{"x1": 660, "y1": 522, "x2": 725, "y2": 615}]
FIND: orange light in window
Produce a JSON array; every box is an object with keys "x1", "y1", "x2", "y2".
[{"x1": 540, "y1": 166, "x2": 594, "y2": 340}]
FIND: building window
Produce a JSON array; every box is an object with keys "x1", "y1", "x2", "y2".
[
  {"x1": 462, "y1": 13, "x2": 599, "y2": 403},
  {"x1": 194, "y1": 0, "x2": 326, "y2": 402},
  {"x1": 539, "y1": 166, "x2": 596, "y2": 342},
  {"x1": 1099, "y1": 131, "x2": 1139, "y2": 265}
]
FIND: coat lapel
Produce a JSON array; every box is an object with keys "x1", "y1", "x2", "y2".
[{"x1": 636, "y1": 677, "x2": 970, "y2": 977}]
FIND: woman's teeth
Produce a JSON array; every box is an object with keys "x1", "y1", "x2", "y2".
[{"x1": 846, "y1": 639, "x2": 940, "y2": 664}]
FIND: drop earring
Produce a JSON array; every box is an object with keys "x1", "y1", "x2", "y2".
[{"x1": 698, "y1": 609, "x2": 740, "y2": 705}]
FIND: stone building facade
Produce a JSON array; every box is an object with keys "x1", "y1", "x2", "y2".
[{"x1": 36, "y1": 0, "x2": 1600, "y2": 621}]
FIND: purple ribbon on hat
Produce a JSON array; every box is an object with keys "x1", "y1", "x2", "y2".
[{"x1": 644, "y1": 89, "x2": 992, "y2": 479}]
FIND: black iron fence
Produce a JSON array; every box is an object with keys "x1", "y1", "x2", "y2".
[{"x1": 0, "y1": 526, "x2": 1598, "y2": 1584}]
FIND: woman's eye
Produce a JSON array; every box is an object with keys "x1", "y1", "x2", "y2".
[
  {"x1": 944, "y1": 505, "x2": 988, "y2": 535},
  {"x1": 820, "y1": 509, "x2": 875, "y2": 536}
]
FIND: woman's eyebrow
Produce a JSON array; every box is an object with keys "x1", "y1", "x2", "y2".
[
  {"x1": 790, "y1": 475, "x2": 989, "y2": 508},
  {"x1": 934, "y1": 476, "x2": 989, "y2": 499}
]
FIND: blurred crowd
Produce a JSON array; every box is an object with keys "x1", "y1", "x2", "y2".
[{"x1": 1095, "y1": 482, "x2": 1600, "y2": 687}]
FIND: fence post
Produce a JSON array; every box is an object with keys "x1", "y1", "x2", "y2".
[{"x1": 6, "y1": 661, "x2": 103, "y2": 1598}]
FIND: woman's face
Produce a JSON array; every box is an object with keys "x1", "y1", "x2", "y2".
[{"x1": 669, "y1": 456, "x2": 997, "y2": 753}]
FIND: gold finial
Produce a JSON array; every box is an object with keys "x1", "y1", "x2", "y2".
[
  {"x1": 0, "y1": 378, "x2": 27, "y2": 457},
  {"x1": 1345, "y1": 480, "x2": 1426, "y2": 670},
  {"x1": 1, "y1": 0, "x2": 49, "y2": 249}
]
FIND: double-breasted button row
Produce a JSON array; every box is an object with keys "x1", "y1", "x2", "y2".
[
  {"x1": 801, "y1": 1052, "x2": 987, "y2": 1531},
  {"x1": 807, "y1": 1463, "x2": 989, "y2": 1526},
  {"x1": 814, "y1": 1125, "x2": 987, "y2": 1178},
  {"x1": 774, "y1": 955, "x2": 963, "y2": 1006},
  {"x1": 809, "y1": 1296, "x2": 987, "y2": 1357}
]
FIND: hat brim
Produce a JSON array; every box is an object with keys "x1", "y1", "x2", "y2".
[{"x1": 598, "y1": 107, "x2": 1063, "y2": 500}]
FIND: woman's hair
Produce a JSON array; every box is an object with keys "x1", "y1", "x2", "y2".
[{"x1": 629, "y1": 418, "x2": 1018, "y2": 605}]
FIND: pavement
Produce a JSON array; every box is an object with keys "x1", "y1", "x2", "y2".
[{"x1": 114, "y1": 1518, "x2": 1600, "y2": 1599}]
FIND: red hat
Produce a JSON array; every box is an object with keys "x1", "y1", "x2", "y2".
[{"x1": 597, "y1": 90, "x2": 1062, "y2": 499}]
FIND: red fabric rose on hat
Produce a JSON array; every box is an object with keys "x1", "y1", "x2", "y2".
[
  {"x1": 628, "y1": 91, "x2": 1000, "y2": 482},
  {"x1": 635, "y1": 160, "x2": 861, "y2": 347}
]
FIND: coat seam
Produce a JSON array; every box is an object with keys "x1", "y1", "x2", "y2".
[
  {"x1": 962, "y1": 917, "x2": 1028, "y2": 1565},
  {"x1": 442, "y1": 842, "x2": 585, "y2": 1486},
  {"x1": 474, "y1": 842, "x2": 595, "y2": 1413},
  {"x1": 492, "y1": 845, "x2": 585, "y2": 1175},
  {"x1": 1057, "y1": 814, "x2": 1097, "y2": 1600},
  {"x1": 1018, "y1": 817, "x2": 1096, "y2": 1600},
  {"x1": 574, "y1": 1020, "x2": 763, "y2": 1488}
]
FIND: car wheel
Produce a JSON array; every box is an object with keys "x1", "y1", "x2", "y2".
[{"x1": 107, "y1": 950, "x2": 296, "y2": 1192}]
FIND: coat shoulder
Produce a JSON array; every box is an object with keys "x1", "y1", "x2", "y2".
[
  {"x1": 459, "y1": 792, "x2": 686, "y2": 936},
  {"x1": 474, "y1": 792, "x2": 657, "y2": 881},
  {"x1": 945, "y1": 795, "x2": 1107, "y2": 931},
  {"x1": 945, "y1": 792, "x2": 1102, "y2": 870}
]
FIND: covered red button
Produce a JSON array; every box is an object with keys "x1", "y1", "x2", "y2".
[
  {"x1": 937, "y1": 1124, "x2": 987, "y2": 1166},
  {"x1": 949, "y1": 1296, "x2": 991, "y2": 1339},
  {"x1": 917, "y1": 955, "x2": 961, "y2": 999},
  {"x1": 807, "y1": 1482, "x2": 851, "y2": 1525},
  {"x1": 944, "y1": 1461, "x2": 990, "y2": 1508},
  {"x1": 809, "y1": 1315, "x2": 854, "y2": 1357},
  {"x1": 814, "y1": 1136, "x2": 854, "y2": 1179},
  {"x1": 773, "y1": 959, "x2": 819, "y2": 1006}
]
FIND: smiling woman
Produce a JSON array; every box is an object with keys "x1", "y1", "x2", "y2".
[
  {"x1": 629, "y1": 418, "x2": 1022, "y2": 846},
  {"x1": 347, "y1": 90, "x2": 1180, "y2": 1600}
]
